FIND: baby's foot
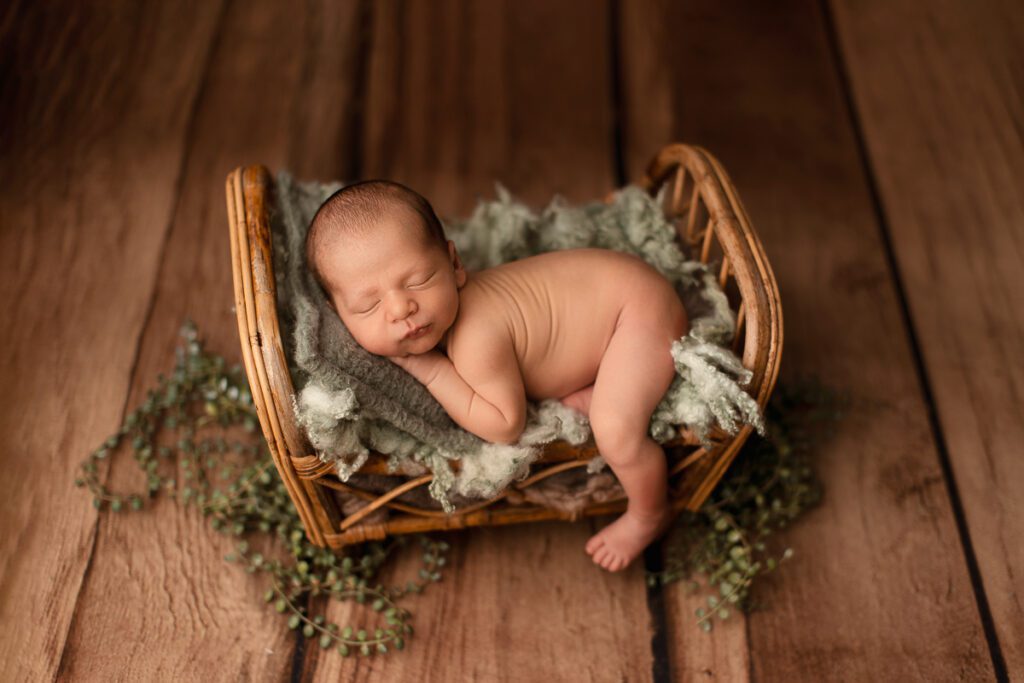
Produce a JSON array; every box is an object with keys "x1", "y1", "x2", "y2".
[{"x1": 584, "y1": 506, "x2": 675, "y2": 572}]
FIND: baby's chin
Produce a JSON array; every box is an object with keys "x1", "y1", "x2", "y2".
[{"x1": 404, "y1": 325, "x2": 446, "y2": 354}]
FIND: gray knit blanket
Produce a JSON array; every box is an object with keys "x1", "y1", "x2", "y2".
[{"x1": 270, "y1": 173, "x2": 764, "y2": 513}]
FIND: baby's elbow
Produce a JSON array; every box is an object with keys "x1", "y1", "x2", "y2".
[
  {"x1": 491, "y1": 414, "x2": 526, "y2": 445},
  {"x1": 491, "y1": 430, "x2": 522, "y2": 446}
]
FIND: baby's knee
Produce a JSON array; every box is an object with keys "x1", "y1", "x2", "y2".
[
  {"x1": 590, "y1": 413, "x2": 648, "y2": 462},
  {"x1": 657, "y1": 300, "x2": 689, "y2": 348}
]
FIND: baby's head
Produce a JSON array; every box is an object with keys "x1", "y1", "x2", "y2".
[{"x1": 305, "y1": 179, "x2": 467, "y2": 358}]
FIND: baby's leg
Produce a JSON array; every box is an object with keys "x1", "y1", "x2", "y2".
[
  {"x1": 558, "y1": 383, "x2": 594, "y2": 417},
  {"x1": 584, "y1": 302, "x2": 687, "y2": 572}
]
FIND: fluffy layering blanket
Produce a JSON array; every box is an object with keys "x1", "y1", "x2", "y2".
[{"x1": 270, "y1": 174, "x2": 765, "y2": 513}]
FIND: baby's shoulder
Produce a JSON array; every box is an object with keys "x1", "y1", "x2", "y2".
[
  {"x1": 446, "y1": 309, "x2": 513, "y2": 358},
  {"x1": 443, "y1": 301, "x2": 520, "y2": 380}
]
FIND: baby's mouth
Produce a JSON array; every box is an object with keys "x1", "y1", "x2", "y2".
[{"x1": 403, "y1": 323, "x2": 431, "y2": 340}]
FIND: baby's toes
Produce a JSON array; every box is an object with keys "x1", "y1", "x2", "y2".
[
  {"x1": 593, "y1": 546, "x2": 611, "y2": 567},
  {"x1": 608, "y1": 555, "x2": 626, "y2": 572},
  {"x1": 585, "y1": 535, "x2": 604, "y2": 556},
  {"x1": 598, "y1": 549, "x2": 618, "y2": 570}
]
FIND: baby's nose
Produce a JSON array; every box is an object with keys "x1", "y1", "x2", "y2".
[{"x1": 387, "y1": 293, "x2": 417, "y2": 319}]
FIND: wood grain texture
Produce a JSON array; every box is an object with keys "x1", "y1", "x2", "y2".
[
  {"x1": 663, "y1": 585, "x2": 750, "y2": 681},
  {"x1": 830, "y1": 0, "x2": 1024, "y2": 675},
  {"x1": 52, "y1": 0, "x2": 364, "y2": 680},
  {"x1": 305, "y1": 1, "x2": 657, "y2": 680},
  {"x1": 620, "y1": 0, "x2": 995, "y2": 679},
  {"x1": 2, "y1": 0, "x2": 1012, "y2": 679},
  {"x1": 0, "y1": 2, "x2": 223, "y2": 680}
]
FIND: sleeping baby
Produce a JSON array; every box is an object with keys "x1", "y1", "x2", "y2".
[{"x1": 305, "y1": 180, "x2": 689, "y2": 572}]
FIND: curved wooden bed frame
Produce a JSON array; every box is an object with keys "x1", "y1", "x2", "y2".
[{"x1": 225, "y1": 143, "x2": 783, "y2": 549}]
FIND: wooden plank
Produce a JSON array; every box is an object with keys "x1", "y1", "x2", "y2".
[
  {"x1": 305, "y1": 1, "x2": 658, "y2": 679},
  {"x1": 829, "y1": 1, "x2": 1023, "y2": 676},
  {"x1": 0, "y1": 3, "x2": 223, "y2": 681},
  {"x1": 52, "y1": 1, "x2": 365, "y2": 680},
  {"x1": 619, "y1": 0, "x2": 995, "y2": 679}
]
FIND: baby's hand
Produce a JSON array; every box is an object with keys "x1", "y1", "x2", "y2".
[{"x1": 387, "y1": 350, "x2": 448, "y2": 386}]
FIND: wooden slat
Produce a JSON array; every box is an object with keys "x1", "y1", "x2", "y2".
[
  {"x1": 305, "y1": 1, "x2": 657, "y2": 679},
  {"x1": 830, "y1": 1, "x2": 1023, "y2": 675},
  {"x1": 0, "y1": 3, "x2": 223, "y2": 681},
  {"x1": 51, "y1": 1, "x2": 365, "y2": 679},
  {"x1": 620, "y1": 0, "x2": 995, "y2": 680}
]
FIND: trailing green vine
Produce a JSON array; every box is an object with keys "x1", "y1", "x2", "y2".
[
  {"x1": 645, "y1": 374, "x2": 842, "y2": 631},
  {"x1": 75, "y1": 319, "x2": 837, "y2": 653},
  {"x1": 74, "y1": 319, "x2": 446, "y2": 658}
]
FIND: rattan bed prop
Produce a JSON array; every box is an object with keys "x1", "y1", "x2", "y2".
[{"x1": 225, "y1": 142, "x2": 783, "y2": 550}]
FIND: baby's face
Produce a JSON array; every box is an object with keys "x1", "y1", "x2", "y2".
[{"x1": 320, "y1": 209, "x2": 467, "y2": 358}]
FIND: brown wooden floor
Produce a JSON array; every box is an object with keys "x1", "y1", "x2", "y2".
[{"x1": 1, "y1": 1, "x2": 1021, "y2": 680}]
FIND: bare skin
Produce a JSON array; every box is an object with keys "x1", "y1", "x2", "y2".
[
  {"x1": 321, "y1": 214, "x2": 688, "y2": 572},
  {"x1": 558, "y1": 383, "x2": 677, "y2": 571}
]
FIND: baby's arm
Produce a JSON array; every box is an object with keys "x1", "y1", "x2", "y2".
[{"x1": 390, "y1": 326, "x2": 526, "y2": 444}]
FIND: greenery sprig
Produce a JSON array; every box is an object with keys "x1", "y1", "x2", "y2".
[
  {"x1": 74, "y1": 319, "x2": 448, "y2": 658},
  {"x1": 645, "y1": 375, "x2": 843, "y2": 631}
]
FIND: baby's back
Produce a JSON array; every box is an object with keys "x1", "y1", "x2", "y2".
[{"x1": 452, "y1": 247, "x2": 679, "y2": 400}]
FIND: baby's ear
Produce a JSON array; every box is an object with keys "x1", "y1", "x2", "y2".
[{"x1": 448, "y1": 240, "x2": 467, "y2": 287}]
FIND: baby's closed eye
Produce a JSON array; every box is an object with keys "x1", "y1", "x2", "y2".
[{"x1": 410, "y1": 272, "x2": 434, "y2": 286}]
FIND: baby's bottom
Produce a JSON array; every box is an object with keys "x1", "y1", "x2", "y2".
[{"x1": 582, "y1": 291, "x2": 688, "y2": 572}]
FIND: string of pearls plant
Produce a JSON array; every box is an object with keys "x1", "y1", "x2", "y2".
[
  {"x1": 646, "y1": 375, "x2": 839, "y2": 631},
  {"x1": 75, "y1": 319, "x2": 835, "y2": 651},
  {"x1": 74, "y1": 320, "x2": 445, "y2": 658}
]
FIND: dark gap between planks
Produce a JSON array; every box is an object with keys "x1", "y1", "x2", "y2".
[
  {"x1": 605, "y1": 0, "x2": 674, "y2": 679},
  {"x1": 817, "y1": 0, "x2": 1009, "y2": 680}
]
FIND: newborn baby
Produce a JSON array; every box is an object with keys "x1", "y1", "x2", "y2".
[{"x1": 305, "y1": 180, "x2": 689, "y2": 572}]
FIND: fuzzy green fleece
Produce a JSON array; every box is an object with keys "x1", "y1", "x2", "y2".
[{"x1": 270, "y1": 173, "x2": 764, "y2": 513}]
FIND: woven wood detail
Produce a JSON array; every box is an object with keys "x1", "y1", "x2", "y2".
[{"x1": 224, "y1": 142, "x2": 783, "y2": 549}]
